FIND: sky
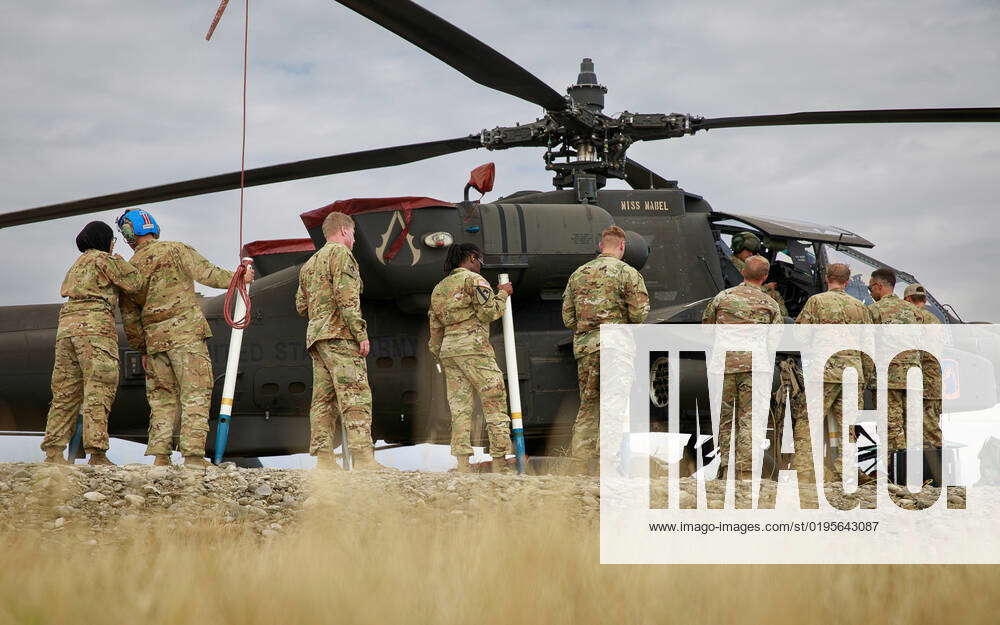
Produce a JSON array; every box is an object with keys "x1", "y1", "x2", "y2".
[{"x1": 1, "y1": 0, "x2": 998, "y2": 318}]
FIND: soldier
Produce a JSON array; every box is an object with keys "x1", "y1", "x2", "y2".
[
  {"x1": 795, "y1": 263, "x2": 873, "y2": 482},
  {"x1": 904, "y1": 283, "x2": 943, "y2": 448},
  {"x1": 729, "y1": 231, "x2": 788, "y2": 317},
  {"x1": 117, "y1": 209, "x2": 253, "y2": 468},
  {"x1": 428, "y1": 243, "x2": 514, "y2": 473},
  {"x1": 702, "y1": 255, "x2": 782, "y2": 480},
  {"x1": 296, "y1": 211, "x2": 392, "y2": 471},
  {"x1": 563, "y1": 226, "x2": 649, "y2": 464},
  {"x1": 41, "y1": 222, "x2": 143, "y2": 465},
  {"x1": 867, "y1": 267, "x2": 920, "y2": 456}
]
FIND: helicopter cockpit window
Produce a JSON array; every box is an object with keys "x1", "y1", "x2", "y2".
[{"x1": 822, "y1": 245, "x2": 949, "y2": 322}]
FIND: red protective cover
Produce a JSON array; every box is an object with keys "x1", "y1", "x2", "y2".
[
  {"x1": 240, "y1": 238, "x2": 315, "y2": 257},
  {"x1": 300, "y1": 196, "x2": 454, "y2": 262},
  {"x1": 468, "y1": 162, "x2": 495, "y2": 194}
]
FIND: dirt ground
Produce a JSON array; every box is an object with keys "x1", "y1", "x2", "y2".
[{"x1": 0, "y1": 462, "x2": 996, "y2": 624}]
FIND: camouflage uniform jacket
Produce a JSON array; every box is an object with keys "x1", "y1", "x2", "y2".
[
  {"x1": 730, "y1": 255, "x2": 788, "y2": 317},
  {"x1": 428, "y1": 268, "x2": 508, "y2": 359},
  {"x1": 57, "y1": 250, "x2": 143, "y2": 341},
  {"x1": 562, "y1": 254, "x2": 650, "y2": 359},
  {"x1": 295, "y1": 241, "x2": 367, "y2": 348},
  {"x1": 702, "y1": 282, "x2": 782, "y2": 373},
  {"x1": 795, "y1": 287, "x2": 873, "y2": 383},
  {"x1": 121, "y1": 239, "x2": 233, "y2": 354},
  {"x1": 867, "y1": 294, "x2": 921, "y2": 388},
  {"x1": 915, "y1": 305, "x2": 943, "y2": 399}
]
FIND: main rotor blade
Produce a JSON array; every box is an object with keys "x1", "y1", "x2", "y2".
[
  {"x1": 0, "y1": 136, "x2": 481, "y2": 228},
  {"x1": 623, "y1": 159, "x2": 673, "y2": 190},
  {"x1": 333, "y1": 0, "x2": 566, "y2": 112},
  {"x1": 694, "y1": 107, "x2": 1000, "y2": 131}
]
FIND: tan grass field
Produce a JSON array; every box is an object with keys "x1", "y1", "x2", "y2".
[{"x1": 1, "y1": 475, "x2": 997, "y2": 625}]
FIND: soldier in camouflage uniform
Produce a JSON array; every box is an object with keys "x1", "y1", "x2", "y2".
[
  {"x1": 795, "y1": 263, "x2": 873, "y2": 482},
  {"x1": 296, "y1": 211, "x2": 392, "y2": 471},
  {"x1": 702, "y1": 255, "x2": 783, "y2": 479},
  {"x1": 729, "y1": 231, "x2": 788, "y2": 318},
  {"x1": 41, "y1": 222, "x2": 143, "y2": 465},
  {"x1": 904, "y1": 283, "x2": 943, "y2": 448},
  {"x1": 563, "y1": 226, "x2": 650, "y2": 462},
  {"x1": 867, "y1": 267, "x2": 920, "y2": 454},
  {"x1": 118, "y1": 209, "x2": 252, "y2": 468},
  {"x1": 428, "y1": 243, "x2": 514, "y2": 473}
]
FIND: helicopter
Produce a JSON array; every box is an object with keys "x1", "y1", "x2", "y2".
[{"x1": 1, "y1": 0, "x2": 999, "y2": 465}]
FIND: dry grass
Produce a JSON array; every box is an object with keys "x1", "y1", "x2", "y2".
[{"x1": 0, "y1": 478, "x2": 998, "y2": 625}]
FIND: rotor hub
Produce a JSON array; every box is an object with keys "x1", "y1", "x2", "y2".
[{"x1": 566, "y1": 58, "x2": 608, "y2": 114}]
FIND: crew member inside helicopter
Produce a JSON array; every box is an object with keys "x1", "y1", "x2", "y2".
[{"x1": 727, "y1": 231, "x2": 788, "y2": 317}]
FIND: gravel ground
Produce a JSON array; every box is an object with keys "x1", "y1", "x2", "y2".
[{"x1": 0, "y1": 462, "x2": 601, "y2": 540}]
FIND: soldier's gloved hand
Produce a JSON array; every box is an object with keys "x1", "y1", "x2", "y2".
[
  {"x1": 498, "y1": 283, "x2": 513, "y2": 296},
  {"x1": 244, "y1": 266, "x2": 255, "y2": 284},
  {"x1": 358, "y1": 339, "x2": 370, "y2": 357},
  {"x1": 141, "y1": 355, "x2": 149, "y2": 371}
]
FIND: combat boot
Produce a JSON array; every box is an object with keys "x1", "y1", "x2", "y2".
[
  {"x1": 183, "y1": 456, "x2": 211, "y2": 469},
  {"x1": 491, "y1": 456, "x2": 513, "y2": 474},
  {"x1": 152, "y1": 454, "x2": 172, "y2": 466},
  {"x1": 350, "y1": 447, "x2": 398, "y2": 471},
  {"x1": 43, "y1": 448, "x2": 69, "y2": 465},
  {"x1": 455, "y1": 454, "x2": 472, "y2": 473},
  {"x1": 87, "y1": 452, "x2": 116, "y2": 466},
  {"x1": 314, "y1": 452, "x2": 340, "y2": 471}
]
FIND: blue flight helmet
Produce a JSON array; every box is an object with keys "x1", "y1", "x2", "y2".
[{"x1": 116, "y1": 209, "x2": 160, "y2": 245}]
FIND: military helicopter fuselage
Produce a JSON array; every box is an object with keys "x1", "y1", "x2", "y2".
[{"x1": 3, "y1": 179, "x2": 989, "y2": 460}]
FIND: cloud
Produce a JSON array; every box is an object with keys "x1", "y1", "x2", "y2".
[{"x1": 0, "y1": 0, "x2": 998, "y2": 320}]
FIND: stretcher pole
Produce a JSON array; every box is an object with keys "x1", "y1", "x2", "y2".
[{"x1": 499, "y1": 273, "x2": 527, "y2": 475}]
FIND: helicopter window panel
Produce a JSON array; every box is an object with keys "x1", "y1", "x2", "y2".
[{"x1": 712, "y1": 212, "x2": 874, "y2": 248}]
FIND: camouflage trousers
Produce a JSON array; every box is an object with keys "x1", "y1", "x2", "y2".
[
  {"x1": 571, "y1": 349, "x2": 635, "y2": 462},
  {"x1": 145, "y1": 339, "x2": 212, "y2": 457},
  {"x1": 41, "y1": 336, "x2": 118, "y2": 454},
  {"x1": 924, "y1": 398, "x2": 943, "y2": 447},
  {"x1": 887, "y1": 389, "x2": 942, "y2": 452},
  {"x1": 308, "y1": 339, "x2": 373, "y2": 456},
  {"x1": 571, "y1": 352, "x2": 600, "y2": 460},
  {"x1": 441, "y1": 354, "x2": 511, "y2": 458},
  {"x1": 717, "y1": 372, "x2": 753, "y2": 476},
  {"x1": 792, "y1": 383, "x2": 863, "y2": 481}
]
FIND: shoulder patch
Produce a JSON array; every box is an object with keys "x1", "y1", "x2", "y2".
[{"x1": 475, "y1": 285, "x2": 492, "y2": 306}]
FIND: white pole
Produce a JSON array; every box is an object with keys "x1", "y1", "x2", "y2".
[
  {"x1": 499, "y1": 273, "x2": 527, "y2": 474},
  {"x1": 212, "y1": 259, "x2": 251, "y2": 464}
]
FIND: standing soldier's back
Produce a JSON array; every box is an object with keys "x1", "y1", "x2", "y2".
[
  {"x1": 703, "y1": 284, "x2": 781, "y2": 325},
  {"x1": 563, "y1": 255, "x2": 649, "y2": 358},
  {"x1": 295, "y1": 241, "x2": 367, "y2": 347},
  {"x1": 126, "y1": 239, "x2": 233, "y2": 353}
]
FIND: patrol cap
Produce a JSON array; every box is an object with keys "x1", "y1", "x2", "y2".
[
  {"x1": 731, "y1": 231, "x2": 761, "y2": 254},
  {"x1": 904, "y1": 283, "x2": 927, "y2": 299}
]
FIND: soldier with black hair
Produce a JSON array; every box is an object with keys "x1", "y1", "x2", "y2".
[
  {"x1": 41, "y1": 221, "x2": 143, "y2": 465},
  {"x1": 428, "y1": 243, "x2": 514, "y2": 473}
]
